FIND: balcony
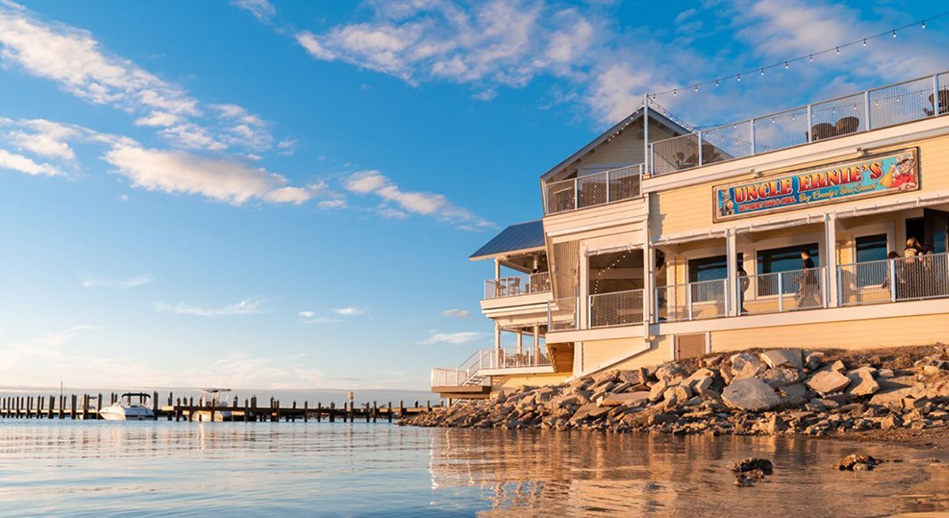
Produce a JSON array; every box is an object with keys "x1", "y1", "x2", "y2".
[
  {"x1": 484, "y1": 272, "x2": 550, "y2": 299},
  {"x1": 544, "y1": 164, "x2": 642, "y2": 215},
  {"x1": 589, "y1": 289, "x2": 644, "y2": 328},
  {"x1": 431, "y1": 348, "x2": 553, "y2": 392},
  {"x1": 839, "y1": 252, "x2": 949, "y2": 306},
  {"x1": 655, "y1": 279, "x2": 729, "y2": 322},
  {"x1": 650, "y1": 71, "x2": 949, "y2": 176}
]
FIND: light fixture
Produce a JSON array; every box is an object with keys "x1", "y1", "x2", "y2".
[
  {"x1": 715, "y1": 79, "x2": 720, "y2": 87},
  {"x1": 809, "y1": 54, "x2": 814, "y2": 62},
  {"x1": 784, "y1": 62, "x2": 789, "y2": 69},
  {"x1": 836, "y1": 47, "x2": 840, "y2": 55},
  {"x1": 922, "y1": 20, "x2": 926, "y2": 29},
  {"x1": 737, "y1": 74, "x2": 741, "y2": 82},
  {"x1": 863, "y1": 39, "x2": 867, "y2": 47},
  {"x1": 760, "y1": 68, "x2": 765, "y2": 76},
  {"x1": 694, "y1": 84, "x2": 699, "y2": 92},
  {"x1": 892, "y1": 30, "x2": 897, "y2": 38}
]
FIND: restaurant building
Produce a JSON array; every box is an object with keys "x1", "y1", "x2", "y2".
[{"x1": 432, "y1": 71, "x2": 949, "y2": 400}]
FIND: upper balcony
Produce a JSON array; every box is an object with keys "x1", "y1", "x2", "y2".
[
  {"x1": 544, "y1": 164, "x2": 643, "y2": 215},
  {"x1": 649, "y1": 71, "x2": 949, "y2": 177}
]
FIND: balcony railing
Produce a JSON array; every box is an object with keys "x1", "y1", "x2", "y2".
[
  {"x1": 545, "y1": 164, "x2": 642, "y2": 215},
  {"x1": 547, "y1": 297, "x2": 579, "y2": 331},
  {"x1": 839, "y1": 253, "x2": 949, "y2": 306},
  {"x1": 655, "y1": 279, "x2": 727, "y2": 322},
  {"x1": 431, "y1": 348, "x2": 552, "y2": 388},
  {"x1": 739, "y1": 267, "x2": 827, "y2": 315},
  {"x1": 650, "y1": 71, "x2": 949, "y2": 176},
  {"x1": 589, "y1": 289, "x2": 644, "y2": 328},
  {"x1": 484, "y1": 272, "x2": 551, "y2": 299}
]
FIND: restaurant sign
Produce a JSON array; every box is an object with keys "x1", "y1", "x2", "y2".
[{"x1": 713, "y1": 148, "x2": 919, "y2": 222}]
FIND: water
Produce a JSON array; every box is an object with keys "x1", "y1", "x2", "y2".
[{"x1": 0, "y1": 421, "x2": 946, "y2": 517}]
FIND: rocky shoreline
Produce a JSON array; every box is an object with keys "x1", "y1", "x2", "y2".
[{"x1": 404, "y1": 345, "x2": 949, "y2": 442}]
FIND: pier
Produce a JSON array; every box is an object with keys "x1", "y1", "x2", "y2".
[{"x1": 0, "y1": 392, "x2": 439, "y2": 422}]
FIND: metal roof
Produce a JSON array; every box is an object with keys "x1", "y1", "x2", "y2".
[{"x1": 469, "y1": 220, "x2": 545, "y2": 260}]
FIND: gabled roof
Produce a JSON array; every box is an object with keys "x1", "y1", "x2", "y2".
[
  {"x1": 540, "y1": 106, "x2": 690, "y2": 182},
  {"x1": 469, "y1": 220, "x2": 545, "y2": 260}
]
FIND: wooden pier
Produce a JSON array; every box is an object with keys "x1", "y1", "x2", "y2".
[{"x1": 0, "y1": 392, "x2": 438, "y2": 423}]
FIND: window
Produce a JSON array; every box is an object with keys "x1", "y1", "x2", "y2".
[
  {"x1": 688, "y1": 255, "x2": 742, "y2": 302},
  {"x1": 855, "y1": 234, "x2": 889, "y2": 287},
  {"x1": 757, "y1": 243, "x2": 819, "y2": 296}
]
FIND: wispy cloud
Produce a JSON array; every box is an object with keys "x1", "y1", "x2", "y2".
[
  {"x1": 298, "y1": 310, "x2": 340, "y2": 324},
  {"x1": 155, "y1": 297, "x2": 268, "y2": 317},
  {"x1": 231, "y1": 0, "x2": 276, "y2": 22},
  {"x1": 0, "y1": 147, "x2": 61, "y2": 176},
  {"x1": 421, "y1": 331, "x2": 482, "y2": 344},
  {"x1": 81, "y1": 274, "x2": 154, "y2": 289},
  {"x1": 332, "y1": 306, "x2": 367, "y2": 316},
  {"x1": 441, "y1": 309, "x2": 470, "y2": 318},
  {"x1": 345, "y1": 170, "x2": 492, "y2": 229}
]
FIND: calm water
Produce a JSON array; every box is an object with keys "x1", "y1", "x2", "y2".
[{"x1": 0, "y1": 421, "x2": 946, "y2": 517}]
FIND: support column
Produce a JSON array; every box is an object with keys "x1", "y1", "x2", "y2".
[
  {"x1": 516, "y1": 331, "x2": 523, "y2": 355},
  {"x1": 825, "y1": 213, "x2": 839, "y2": 307},
  {"x1": 494, "y1": 258, "x2": 501, "y2": 280},
  {"x1": 532, "y1": 325, "x2": 540, "y2": 366},
  {"x1": 642, "y1": 219, "x2": 655, "y2": 331},
  {"x1": 725, "y1": 228, "x2": 739, "y2": 317},
  {"x1": 578, "y1": 248, "x2": 590, "y2": 330},
  {"x1": 494, "y1": 322, "x2": 501, "y2": 352}
]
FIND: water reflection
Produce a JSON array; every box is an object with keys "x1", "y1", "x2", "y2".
[{"x1": 0, "y1": 421, "x2": 945, "y2": 517}]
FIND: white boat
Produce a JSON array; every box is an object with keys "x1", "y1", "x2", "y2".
[
  {"x1": 193, "y1": 388, "x2": 235, "y2": 422},
  {"x1": 98, "y1": 393, "x2": 155, "y2": 421}
]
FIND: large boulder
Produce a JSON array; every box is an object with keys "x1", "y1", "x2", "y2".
[
  {"x1": 805, "y1": 370, "x2": 851, "y2": 395},
  {"x1": 759, "y1": 367, "x2": 803, "y2": 388},
  {"x1": 723, "y1": 378, "x2": 783, "y2": 411},
  {"x1": 618, "y1": 368, "x2": 648, "y2": 386},
  {"x1": 845, "y1": 370, "x2": 880, "y2": 398},
  {"x1": 869, "y1": 387, "x2": 914, "y2": 411},
  {"x1": 778, "y1": 383, "x2": 809, "y2": 406},
  {"x1": 760, "y1": 349, "x2": 803, "y2": 370},
  {"x1": 731, "y1": 353, "x2": 767, "y2": 380},
  {"x1": 597, "y1": 391, "x2": 650, "y2": 408}
]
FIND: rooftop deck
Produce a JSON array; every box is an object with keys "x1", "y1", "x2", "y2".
[{"x1": 650, "y1": 71, "x2": 949, "y2": 177}]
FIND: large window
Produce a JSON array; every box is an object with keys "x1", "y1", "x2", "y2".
[
  {"x1": 757, "y1": 243, "x2": 819, "y2": 296},
  {"x1": 855, "y1": 234, "x2": 888, "y2": 287},
  {"x1": 688, "y1": 255, "x2": 742, "y2": 302}
]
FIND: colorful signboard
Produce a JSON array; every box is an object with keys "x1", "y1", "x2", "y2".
[{"x1": 713, "y1": 148, "x2": 919, "y2": 222}]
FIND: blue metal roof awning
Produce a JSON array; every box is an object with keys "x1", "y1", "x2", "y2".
[{"x1": 469, "y1": 220, "x2": 545, "y2": 260}]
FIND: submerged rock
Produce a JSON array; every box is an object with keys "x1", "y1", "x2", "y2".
[
  {"x1": 835, "y1": 454, "x2": 883, "y2": 471},
  {"x1": 729, "y1": 457, "x2": 774, "y2": 475}
]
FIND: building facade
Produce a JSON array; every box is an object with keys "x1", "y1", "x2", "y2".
[{"x1": 432, "y1": 71, "x2": 949, "y2": 400}]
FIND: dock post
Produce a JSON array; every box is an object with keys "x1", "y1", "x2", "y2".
[
  {"x1": 399, "y1": 400, "x2": 405, "y2": 419},
  {"x1": 70, "y1": 395, "x2": 77, "y2": 420},
  {"x1": 26, "y1": 397, "x2": 32, "y2": 419},
  {"x1": 97, "y1": 394, "x2": 103, "y2": 419},
  {"x1": 303, "y1": 401, "x2": 308, "y2": 422},
  {"x1": 316, "y1": 402, "x2": 322, "y2": 422},
  {"x1": 34, "y1": 397, "x2": 40, "y2": 419},
  {"x1": 15, "y1": 397, "x2": 20, "y2": 418},
  {"x1": 291, "y1": 401, "x2": 297, "y2": 422},
  {"x1": 373, "y1": 401, "x2": 378, "y2": 423},
  {"x1": 388, "y1": 402, "x2": 393, "y2": 423},
  {"x1": 188, "y1": 397, "x2": 194, "y2": 422},
  {"x1": 414, "y1": 400, "x2": 419, "y2": 409},
  {"x1": 175, "y1": 398, "x2": 181, "y2": 421},
  {"x1": 58, "y1": 396, "x2": 64, "y2": 419},
  {"x1": 329, "y1": 402, "x2": 335, "y2": 423},
  {"x1": 48, "y1": 395, "x2": 55, "y2": 419},
  {"x1": 244, "y1": 399, "x2": 249, "y2": 422},
  {"x1": 81, "y1": 394, "x2": 89, "y2": 420},
  {"x1": 427, "y1": 400, "x2": 431, "y2": 412}
]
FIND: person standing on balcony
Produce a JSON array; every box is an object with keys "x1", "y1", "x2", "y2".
[
  {"x1": 904, "y1": 238, "x2": 923, "y2": 299},
  {"x1": 737, "y1": 264, "x2": 750, "y2": 315},
  {"x1": 797, "y1": 250, "x2": 819, "y2": 308}
]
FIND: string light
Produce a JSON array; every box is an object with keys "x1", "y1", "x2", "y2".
[{"x1": 645, "y1": 9, "x2": 949, "y2": 98}]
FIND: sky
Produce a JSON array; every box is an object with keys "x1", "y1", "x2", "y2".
[{"x1": 0, "y1": 0, "x2": 947, "y2": 391}]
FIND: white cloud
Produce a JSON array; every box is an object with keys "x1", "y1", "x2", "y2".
[
  {"x1": 332, "y1": 306, "x2": 366, "y2": 316},
  {"x1": 232, "y1": 0, "x2": 276, "y2": 22},
  {"x1": 155, "y1": 297, "x2": 268, "y2": 317},
  {"x1": 318, "y1": 199, "x2": 347, "y2": 209},
  {"x1": 345, "y1": 170, "x2": 492, "y2": 228},
  {"x1": 441, "y1": 308, "x2": 470, "y2": 318},
  {"x1": 422, "y1": 331, "x2": 482, "y2": 344},
  {"x1": 103, "y1": 144, "x2": 315, "y2": 205},
  {"x1": 0, "y1": 147, "x2": 61, "y2": 176},
  {"x1": 81, "y1": 274, "x2": 154, "y2": 289}
]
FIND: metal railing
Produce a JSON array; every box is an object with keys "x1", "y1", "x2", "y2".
[
  {"x1": 651, "y1": 71, "x2": 949, "y2": 176},
  {"x1": 589, "y1": 289, "x2": 644, "y2": 328},
  {"x1": 655, "y1": 279, "x2": 727, "y2": 322},
  {"x1": 545, "y1": 164, "x2": 642, "y2": 215},
  {"x1": 496, "y1": 348, "x2": 551, "y2": 369},
  {"x1": 739, "y1": 267, "x2": 827, "y2": 315},
  {"x1": 431, "y1": 349, "x2": 495, "y2": 387},
  {"x1": 484, "y1": 272, "x2": 551, "y2": 299},
  {"x1": 839, "y1": 252, "x2": 949, "y2": 306},
  {"x1": 547, "y1": 297, "x2": 579, "y2": 331}
]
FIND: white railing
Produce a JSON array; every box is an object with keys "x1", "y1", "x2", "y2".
[
  {"x1": 739, "y1": 267, "x2": 827, "y2": 315},
  {"x1": 496, "y1": 348, "x2": 551, "y2": 369},
  {"x1": 839, "y1": 253, "x2": 949, "y2": 306},
  {"x1": 431, "y1": 349, "x2": 495, "y2": 387},
  {"x1": 589, "y1": 289, "x2": 644, "y2": 328},
  {"x1": 484, "y1": 272, "x2": 551, "y2": 299},
  {"x1": 547, "y1": 297, "x2": 579, "y2": 331},
  {"x1": 650, "y1": 71, "x2": 949, "y2": 176},
  {"x1": 545, "y1": 164, "x2": 642, "y2": 215},
  {"x1": 655, "y1": 279, "x2": 727, "y2": 322}
]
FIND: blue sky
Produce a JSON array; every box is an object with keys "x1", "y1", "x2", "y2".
[{"x1": 0, "y1": 0, "x2": 947, "y2": 391}]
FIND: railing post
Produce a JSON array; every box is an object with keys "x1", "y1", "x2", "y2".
[
  {"x1": 546, "y1": 301, "x2": 551, "y2": 330},
  {"x1": 605, "y1": 170, "x2": 611, "y2": 203},
  {"x1": 686, "y1": 283, "x2": 693, "y2": 321},
  {"x1": 889, "y1": 258, "x2": 897, "y2": 302},
  {"x1": 573, "y1": 178, "x2": 579, "y2": 211},
  {"x1": 864, "y1": 90, "x2": 872, "y2": 130},
  {"x1": 697, "y1": 131, "x2": 704, "y2": 166},
  {"x1": 821, "y1": 268, "x2": 828, "y2": 308},
  {"x1": 934, "y1": 74, "x2": 941, "y2": 117},
  {"x1": 836, "y1": 265, "x2": 844, "y2": 306},
  {"x1": 778, "y1": 272, "x2": 784, "y2": 312},
  {"x1": 806, "y1": 105, "x2": 813, "y2": 142},
  {"x1": 587, "y1": 295, "x2": 593, "y2": 329},
  {"x1": 750, "y1": 118, "x2": 756, "y2": 155}
]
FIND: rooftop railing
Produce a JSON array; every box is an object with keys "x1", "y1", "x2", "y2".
[
  {"x1": 484, "y1": 272, "x2": 551, "y2": 299},
  {"x1": 545, "y1": 164, "x2": 642, "y2": 215},
  {"x1": 650, "y1": 71, "x2": 949, "y2": 176}
]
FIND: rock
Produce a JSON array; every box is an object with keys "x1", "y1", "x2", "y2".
[
  {"x1": 729, "y1": 457, "x2": 774, "y2": 475},
  {"x1": 760, "y1": 367, "x2": 803, "y2": 388},
  {"x1": 598, "y1": 392, "x2": 650, "y2": 407},
  {"x1": 618, "y1": 368, "x2": 647, "y2": 386},
  {"x1": 804, "y1": 351, "x2": 826, "y2": 371},
  {"x1": 731, "y1": 353, "x2": 767, "y2": 379},
  {"x1": 734, "y1": 470, "x2": 766, "y2": 487},
  {"x1": 723, "y1": 379, "x2": 782, "y2": 412},
  {"x1": 821, "y1": 360, "x2": 847, "y2": 373},
  {"x1": 760, "y1": 349, "x2": 803, "y2": 370},
  {"x1": 765, "y1": 414, "x2": 788, "y2": 434},
  {"x1": 881, "y1": 414, "x2": 903, "y2": 430},
  {"x1": 876, "y1": 368, "x2": 894, "y2": 378},
  {"x1": 835, "y1": 454, "x2": 883, "y2": 471},
  {"x1": 845, "y1": 370, "x2": 880, "y2": 398},
  {"x1": 649, "y1": 379, "x2": 669, "y2": 402},
  {"x1": 869, "y1": 387, "x2": 914, "y2": 411},
  {"x1": 663, "y1": 385, "x2": 693, "y2": 407},
  {"x1": 806, "y1": 370, "x2": 851, "y2": 395},
  {"x1": 570, "y1": 403, "x2": 607, "y2": 423},
  {"x1": 779, "y1": 383, "x2": 809, "y2": 406},
  {"x1": 655, "y1": 363, "x2": 686, "y2": 382}
]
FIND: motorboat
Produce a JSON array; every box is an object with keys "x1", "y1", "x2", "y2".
[
  {"x1": 98, "y1": 392, "x2": 155, "y2": 421},
  {"x1": 193, "y1": 388, "x2": 236, "y2": 422}
]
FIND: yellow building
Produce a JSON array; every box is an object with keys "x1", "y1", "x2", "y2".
[{"x1": 433, "y1": 71, "x2": 949, "y2": 400}]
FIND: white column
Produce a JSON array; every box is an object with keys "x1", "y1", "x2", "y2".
[
  {"x1": 494, "y1": 258, "x2": 501, "y2": 280},
  {"x1": 642, "y1": 219, "x2": 655, "y2": 332},
  {"x1": 578, "y1": 248, "x2": 590, "y2": 330},
  {"x1": 825, "y1": 213, "x2": 839, "y2": 307},
  {"x1": 494, "y1": 322, "x2": 501, "y2": 351},
  {"x1": 725, "y1": 228, "x2": 739, "y2": 316},
  {"x1": 532, "y1": 325, "x2": 540, "y2": 366},
  {"x1": 516, "y1": 331, "x2": 523, "y2": 355}
]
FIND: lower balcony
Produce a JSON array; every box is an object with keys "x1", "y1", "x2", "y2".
[{"x1": 431, "y1": 348, "x2": 553, "y2": 397}]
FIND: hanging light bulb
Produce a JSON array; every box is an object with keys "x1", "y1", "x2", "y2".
[
  {"x1": 835, "y1": 47, "x2": 840, "y2": 55},
  {"x1": 784, "y1": 62, "x2": 789, "y2": 69},
  {"x1": 809, "y1": 54, "x2": 814, "y2": 62},
  {"x1": 892, "y1": 30, "x2": 897, "y2": 38},
  {"x1": 715, "y1": 79, "x2": 720, "y2": 87},
  {"x1": 737, "y1": 74, "x2": 741, "y2": 82},
  {"x1": 760, "y1": 68, "x2": 765, "y2": 76},
  {"x1": 863, "y1": 39, "x2": 867, "y2": 47},
  {"x1": 694, "y1": 84, "x2": 699, "y2": 92},
  {"x1": 673, "y1": 89, "x2": 677, "y2": 96},
  {"x1": 922, "y1": 20, "x2": 926, "y2": 29}
]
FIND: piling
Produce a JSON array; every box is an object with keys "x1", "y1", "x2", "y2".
[
  {"x1": 291, "y1": 401, "x2": 297, "y2": 422},
  {"x1": 58, "y1": 395, "x2": 64, "y2": 419},
  {"x1": 387, "y1": 402, "x2": 393, "y2": 423},
  {"x1": 97, "y1": 394, "x2": 103, "y2": 418},
  {"x1": 316, "y1": 402, "x2": 322, "y2": 422},
  {"x1": 303, "y1": 401, "x2": 308, "y2": 422},
  {"x1": 329, "y1": 402, "x2": 335, "y2": 423}
]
